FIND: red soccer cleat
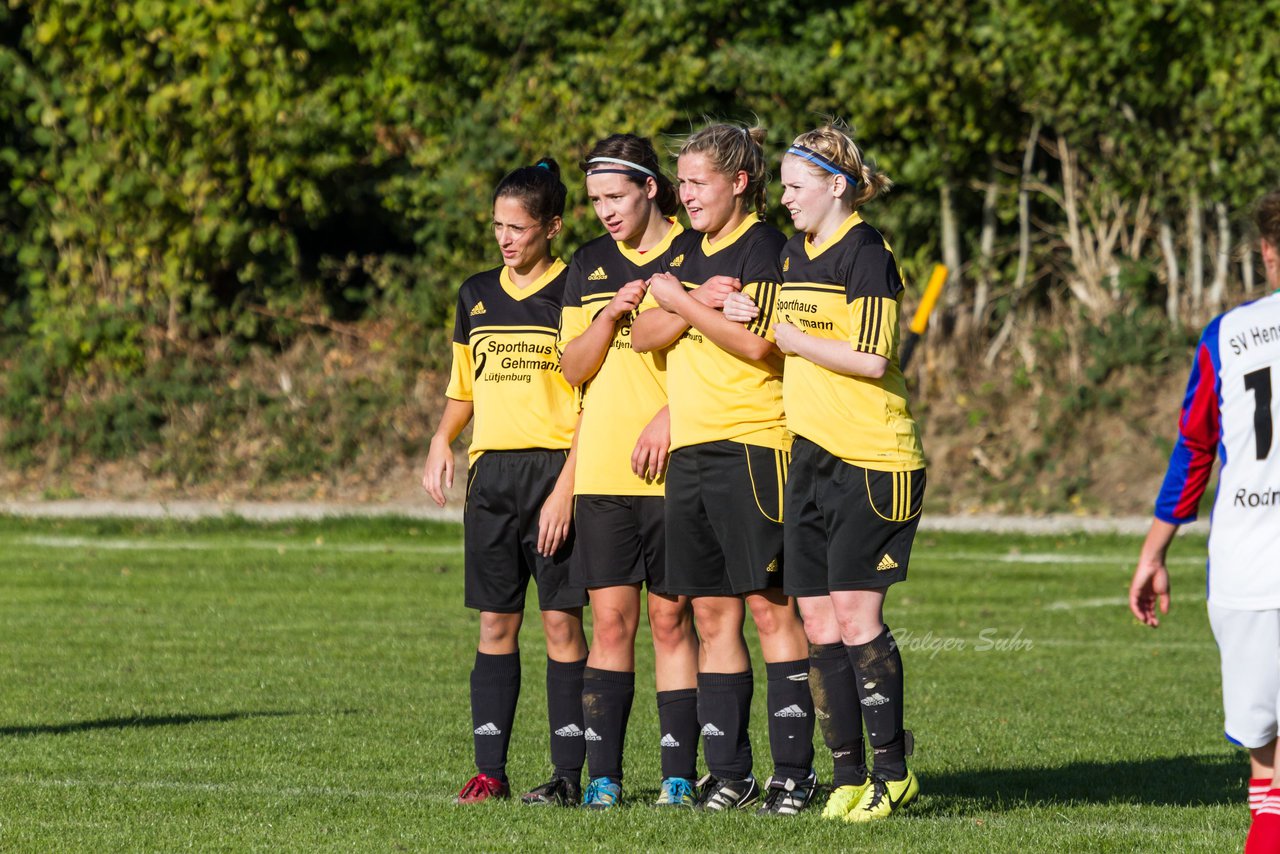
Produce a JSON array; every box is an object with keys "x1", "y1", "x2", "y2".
[{"x1": 454, "y1": 772, "x2": 510, "y2": 804}]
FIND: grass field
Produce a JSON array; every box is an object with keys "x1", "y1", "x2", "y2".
[{"x1": 0, "y1": 515, "x2": 1245, "y2": 851}]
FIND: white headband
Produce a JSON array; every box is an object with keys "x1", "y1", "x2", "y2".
[{"x1": 586, "y1": 156, "x2": 658, "y2": 179}]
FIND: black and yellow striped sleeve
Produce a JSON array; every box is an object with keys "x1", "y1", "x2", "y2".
[
  {"x1": 743, "y1": 279, "x2": 779, "y2": 341},
  {"x1": 848, "y1": 296, "x2": 899, "y2": 358}
]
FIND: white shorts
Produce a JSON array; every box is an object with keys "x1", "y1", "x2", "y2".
[{"x1": 1208, "y1": 602, "x2": 1280, "y2": 749}]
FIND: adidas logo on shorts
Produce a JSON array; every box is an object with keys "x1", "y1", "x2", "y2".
[
  {"x1": 773, "y1": 704, "x2": 808, "y2": 718},
  {"x1": 783, "y1": 257, "x2": 790, "y2": 272},
  {"x1": 701, "y1": 723, "x2": 725, "y2": 737},
  {"x1": 474, "y1": 722, "x2": 502, "y2": 735},
  {"x1": 587, "y1": 266, "x2": 608, "y2": 281},
  {"x1": 765, "y1": 558, "x2": 779, "y2": 573},
  {"x1": 584, "y1": 727, "x2": 603, "y2": 741},
  {"x1": 877, "y1": 553, "x2": 899, "y2": 571},
  {"x1": 861, "y1": 692, "x2": 890, "y2": 707},
  {"x1": 470, "y1": 301, "x2": 487, "y2": 316},
  {"x1": 555, "y1": 724, "x2": 584, "y2": 738},
  {"x1": 660, "y1": 733, "x2": 680, "y2": 748}
]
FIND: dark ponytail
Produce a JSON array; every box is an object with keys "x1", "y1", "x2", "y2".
[
  {"x1": 493, "y1": 157, "x2": 567, "y2": 224},
  {"x1": 580, "y1": 134, "x2": 678, "y2": 217}
]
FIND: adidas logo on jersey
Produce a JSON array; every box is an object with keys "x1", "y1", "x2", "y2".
[
  {"x1": 773, "y1": 704, "x2": 808, "y2": 718},
  {"x1": 587, "y1": 266, "x2": 608, "y2": 281},
  {"x1": 555, "y1": 723, "x2": 584, "y2": 738},
  {"x1": 670, "y1": 253, "x2": 684, "y2": 267},
  {"x1": 861, "y1": 692, "x2": 890, "y2": 707},
  {"x1": 877, "y1": 553, "x2": 899, "y2": 571},
  {"x1": 474, "y1": 722, "x2": 502, "y2": 735},
  {"x1": 470, "y1": 301, "x2": 487, "y2": 316},
  {"x1": 660, "y1": 733, "x2": 680, "y2": 748},
  {"x1": 701, "y1": 723, "x2": 725, "y2": 737},
  {"x1": 584, "y1": 727, "x2": 603, "y2": 741}
]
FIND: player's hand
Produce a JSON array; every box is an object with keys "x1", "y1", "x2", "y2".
[
  {"x1": 722, "y1": 291, "x2": 759, "y2": 323},
  {"x1": 604, "y1": 279, "x2": 648, "y2": 322},
  {"x1": 1129, "y1": 556, "x2": 1171, "y2": 627},
  {"x1": 690, "y1": 275, "x2": 743, "y2": 310},
  {"x1": 631, "y1": 406, "x2": 671, "y2": 482},
  {"x1": 648, "y1": 272, "x2": 688, "y2": 311},
  {"x1": 421, "y1": 437, "x2": 454, "y2": 508},
  {"x1": 774, "y1": 321, "x2": 804, "y2": 355},
  {"x1": 536, "y1": 483, "x2": 573, "y2": 557}
]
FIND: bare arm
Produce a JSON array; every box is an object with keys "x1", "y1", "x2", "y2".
[
  {"x1": 648, "y1": 272, "x2": 773, "y2": 361},
  {"x1": 421, "y1": 398, "x2": 475, "y2": 507},
  {"x1": 774, "y1": 322, "x2": 889, "y2": 379},
  {"x1": 560, "y1": 279, "x2": 648, "y2": 386},
  {"x1": 536, "y1": 413, "x2": 582, "y2": 557},
  {"x1": 631, "y1": 306, "x2": 690, "y2": 352},
  {"x1": 1129, "y1": 518, "x2": 1178, "y2": 627}
]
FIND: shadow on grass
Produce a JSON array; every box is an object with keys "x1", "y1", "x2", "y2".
[
  {"x1": 921, "y1": 753, "x2": 1243, "y2": 811},
  {"x1": 0, "y1": 709, "x2": 310, "y2": 737}
]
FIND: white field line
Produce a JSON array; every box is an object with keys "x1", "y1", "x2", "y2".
[
  {"x1": 8, "y1": 535, "x2": 462, "y2": 555},
  {"x1": 923, "y1": 551, "x2": 1206, "y2": 566},
  {"x1": 1044, "y1": 596, "x2": 1131, "y2": 611}
]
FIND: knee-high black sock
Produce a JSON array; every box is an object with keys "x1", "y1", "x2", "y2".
[
  {"x1": 582, "y1": 667, "x2": 634, "y2": 781},
  {"x1": 847, "y1": 626, "x2": 907, "y2": 781},
  {"x1": 471, "y1": 651, "x2": 521, "y2": 780},
  {"x1": 656, "y1": 688, "x2": 699, "y2": 781},
  {"x1": 765, "y1": 659, "x2": 815, "y2": 782},
  {"x1": 698, "y1": 671, "x2": 754, "y2": 780},
  {"x1": 809, "y1": 642, "x2": 867, "y2": 786},
  {"x1": 547, "y1": 656, "x2": 587, "y2": 781}
]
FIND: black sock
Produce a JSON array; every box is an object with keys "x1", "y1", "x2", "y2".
[
  {"x1": 765, "y1": 659, "x2": 815, "y2": 781},
  {"x1": 809, "y1": 642, "x2": 867, "y2": 786},
  {"x1": 656, "y1": 688, "x2": 699, "y2": 781},
  {"x1": 471, "y1": 651, "x2": 520, "y2": 780},
  {"x1": 547, "y1": 656, "x2": 587, "y2": 781},
  {"x1": 698, "y1": 671, "x2": 754, "y2": 780},
  {"x1": 847, "y1": 626, "x2": 907, "y2": 781},
  {"x1": 582, "y1": 667, "x2": 634, "y2": 781}
]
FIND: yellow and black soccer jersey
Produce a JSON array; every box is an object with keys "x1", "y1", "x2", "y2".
[
  {"x1": 775, "y1": 212, "x2": 925, "y2": 471},
  {"x1": 640, "y1": 215, "x2": 789, "y2": 452},
  {"x1": 446, "y1": 260, "x2": 576, "y2": 463},
  {"x1": 557, "y1": 220, "x2": 684, "y2": 496}
]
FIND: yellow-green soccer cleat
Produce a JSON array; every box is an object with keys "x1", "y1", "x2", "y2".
[
  {"x1": 844, "y1": 770, "x2": 919, "y2": 822},
  {"x1": 821, "y1": 777, "x2": 873, "y2": 821}
]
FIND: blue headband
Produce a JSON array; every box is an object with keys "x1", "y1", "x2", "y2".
[{"x1": 786, "y1": 145, "x2": 859, "y2": 185}]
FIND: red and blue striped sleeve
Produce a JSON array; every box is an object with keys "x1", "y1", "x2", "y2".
[{"x1": 1154, "y1": 317, "x2": 1224, "y2": 524}]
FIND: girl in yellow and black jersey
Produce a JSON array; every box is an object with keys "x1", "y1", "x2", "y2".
[
  {"x1": 556, "y1": 134, "x2": 700, "y2": 810},
  {"x1": 731, "y1": 123, "x2": 926, "y2": 823},
  {"x1": 422, "y1": 158, "x2": 589, "y2": 808},
  {"x1": 632, "y1": 123, "x2": 816, "y2": 815}
]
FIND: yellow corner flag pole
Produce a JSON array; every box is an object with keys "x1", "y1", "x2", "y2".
[{"x1": 900, "y1": 263, "x2": 948, "y2": 371}]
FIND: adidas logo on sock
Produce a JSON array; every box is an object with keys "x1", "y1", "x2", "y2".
[
  {"x1": 584, "y1": 727, "x2": 603, "y2": 742},
  {"x1": 877, "y1": 553, "x2": 899, "y2": 571},
  {"x1": 555, "y1": 724, "x2": 584, "y2": 738},
  {"x1": 469, "y1": 301, "x2": 487, "y2": 316},
  {"x1": 832, "y1": 750, "x2": 851, "y2": 759},
  {"x1": 815, "y1": 708, "x2": 830, "y2": 720},
  {"x1": 660, "y1": 733, "x2": 680, "y2": 748},
  {"x1": 701, "y1": 723, "x2": 725, "y2": 737},
  {"x1": 773, "y1": 704, "x2": 808, "y2": 718},
  {"x1": 473, "y1": 722, "x2": 502, "y2": 735},
  {"x1": 587, "y1": 266, "x2": 608, "y2": 281},
  {"x1": 861, "y1": 692, "x2": 890, "y2": 707},
  {"x1": 786, "y1": 672, "x2": 809, "y2": 682}
]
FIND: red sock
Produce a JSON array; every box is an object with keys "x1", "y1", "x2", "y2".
[
  {"x1": 1246, "y1": 788, "x2": 1280, "y2": 854},
  {"x1": 1252, "y1": 779, "x2": 1272, "y2": 819}
]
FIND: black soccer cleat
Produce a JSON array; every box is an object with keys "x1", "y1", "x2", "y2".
[
  {"x1": 520, "y1": 775, "x2": 581, "y2": 807},
  {"x1": 694, "y1": 774, "x2": 760, "y2": 811}
]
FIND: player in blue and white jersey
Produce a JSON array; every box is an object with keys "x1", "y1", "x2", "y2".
[{"x1": 1130, "y1": 190, "x2": 1280, "y2": 853}]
